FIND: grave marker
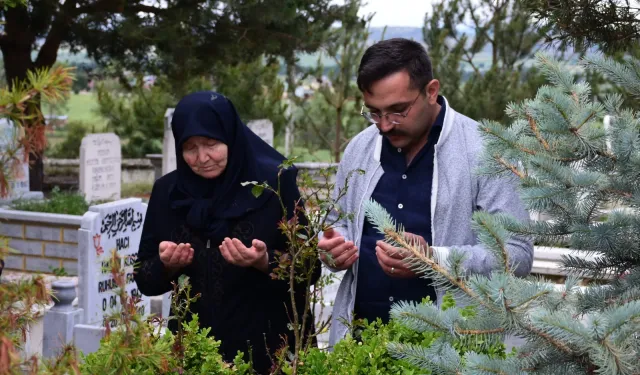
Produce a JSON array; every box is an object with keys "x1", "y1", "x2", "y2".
[
  {"x1": 162, "y1": 108, "x2": 177, "y2": 175},
  {"x1": 77, "y1": 198, "x2": 149, "y2": 327},
  {"x1": 247, "y1": 119, "x2": 274, "y2": 147},
  {"x1": 0, "y1": 118, "x2": 30, "y2": 197},
  {"x1": 79, "y1": 133, "x2": 121, "y2": 202}
]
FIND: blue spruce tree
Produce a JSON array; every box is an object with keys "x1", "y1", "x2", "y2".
[{"x1": 364, "y1": 53, "x2": 640, "y2": 375}]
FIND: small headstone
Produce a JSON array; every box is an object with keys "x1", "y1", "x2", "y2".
[
  {"x1": 162, "y1": 109, "x2": 177, "y2": 175},
  {"x1": 79, "y1": 133, "x2": 121, "y2": 202},
  {"x1": 247, "y1": 119, "x2": 274, "y2": 147},
  {"x1": 77, "y1": 198, "x2": 150, "y2": 327},
  {"x1": 0, "y1": 119, "x2": 30, "y2": 198}
]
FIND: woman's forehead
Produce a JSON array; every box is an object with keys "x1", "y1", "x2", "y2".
[{"x1": 183, "y1": 136, "x2": 219, "y2": 144}]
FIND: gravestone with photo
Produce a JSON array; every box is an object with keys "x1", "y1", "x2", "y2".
[{"x1": 79, "y1": 133, "x2": 121, "y2": 202}]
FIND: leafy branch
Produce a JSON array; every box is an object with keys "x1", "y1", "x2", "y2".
[{"x1": 0, "y1": 66, "x2": 74, "y2": 197}]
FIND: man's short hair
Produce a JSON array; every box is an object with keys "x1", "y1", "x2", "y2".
[{"x1": 357, "y1": 38, "x2": 434, "y2": 94}]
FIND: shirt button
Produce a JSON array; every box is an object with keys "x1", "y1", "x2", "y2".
[
  {"x1": 389, "y1": 296, "x2": 394, "y2": 302},
  {"x1": 398, "y1": 203, "x2": 404, "y2": 209},
  {"x1": 402, "y1": 174, "x2": 407, "y2": 180},
  {"x1": 397, "y1": 148, "x2": 402, "y2": 153}
]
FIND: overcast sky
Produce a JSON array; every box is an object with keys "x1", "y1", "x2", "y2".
[{"x1": 353, "y1": 0, "x2": 432, "y2": 27}]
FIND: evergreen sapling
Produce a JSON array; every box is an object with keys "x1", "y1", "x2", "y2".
[{"x1": 363, "y1": 53, "x2": 640, "y2": 375}]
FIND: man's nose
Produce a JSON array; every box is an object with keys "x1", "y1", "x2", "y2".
[{"x1": 378, "y1": 116, "x2": 395, "y2": 134}]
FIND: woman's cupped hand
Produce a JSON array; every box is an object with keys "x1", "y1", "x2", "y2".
[
  {"x1": 219, "y1": 238, "x2": 269, "y2": 273},
  {"x1": 159, "y1": 241, "x2": 194, "y2": 270}
]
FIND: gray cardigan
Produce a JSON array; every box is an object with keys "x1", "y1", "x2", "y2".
[{"x1": 322, "y1": 96, "x2": 533, "y2": 347}]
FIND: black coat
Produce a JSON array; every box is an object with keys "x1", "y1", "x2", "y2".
[{"x1": 134, "y1": 171, "x2": 320, "y2": 374}]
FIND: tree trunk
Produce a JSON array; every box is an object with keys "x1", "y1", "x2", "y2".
[
  {"x1": 1, "y1": 5, "x2": 64, "y2": 192},
  {"x1": 1, "y1": 43, "x2": 46, "y2": 192},
  {"x1": 334, "y1": 106, "x2": 342, "y2": 162}
]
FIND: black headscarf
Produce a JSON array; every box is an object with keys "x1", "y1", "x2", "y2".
[{"x1": 168, "y1": 91, "x2": 295, "y2": 237}]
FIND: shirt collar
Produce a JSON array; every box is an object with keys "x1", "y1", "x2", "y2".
[{"x1": 432, "y1": 95, "x2": 446, "y2": 128}]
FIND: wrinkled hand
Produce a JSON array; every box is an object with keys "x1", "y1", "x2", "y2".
[
  {"x1": 318, "y1": 227, "x2": 358, "y2": 270},
  {"x1": 376, "y1": 232, "x2": 430, "y2": 278},
  {"x1": 159, "y1": 241, "x2": 194, "y2": 270},
  {"x1": 219, "y1": 237, "x2": 269, "y2": 272}
]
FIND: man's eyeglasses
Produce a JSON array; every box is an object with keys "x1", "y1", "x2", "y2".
[{"x1": 360, "y1": 92, "x2": 422, "y2": 125}]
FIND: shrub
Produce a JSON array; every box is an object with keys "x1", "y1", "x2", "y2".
[
  {"x1": 293, "y1": 294, "x2": 507, "y2": 375},
  {"x1": 47, "y1": 121, "x2": 93, "y2": 159},
  {"x1": 11, "y1": 187, "x2": 89, "y2": 215}
]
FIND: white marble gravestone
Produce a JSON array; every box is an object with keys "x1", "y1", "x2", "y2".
[
  {"x1": 247, "y1": 119, "x2": 274, "y2": 147},
  {"x1": 79, "y1": 133, "x2": 121, "y2": 202},
  {"x1": 77, "y1": 198, "x2": 150, "y2": 327},
  {"x1": 162, "y1": 108, "x2": 177, "y2": 176},
  {"x1": 0, "y1": 118, "x2": 31, "y2": 198}
]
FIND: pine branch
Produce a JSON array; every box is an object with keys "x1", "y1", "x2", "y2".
[
  {"x1": 529, "y1": 115, "x2": 550, "y2": 151},
  {"x1": 388, "y1": 341, "x2": 463, "y2": 375},
  {"x1": 495, "y1": 156, "x2": 527, "y2": 179}
]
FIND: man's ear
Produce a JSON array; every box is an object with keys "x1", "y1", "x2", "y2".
[{"x1": 426, "y1": 79, "x2": 440, "y2": 104}]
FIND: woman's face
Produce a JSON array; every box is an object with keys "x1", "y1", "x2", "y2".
[{"x1": 182, "y1": 136, "x2": 228, "y2": 179}]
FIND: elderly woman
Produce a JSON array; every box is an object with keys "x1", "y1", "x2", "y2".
[{"x1": 134, "y1": 91, "x2": 319, "y2": 373}]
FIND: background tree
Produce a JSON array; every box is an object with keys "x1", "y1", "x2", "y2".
[
  {"x1": 95, "y1": 56, "x2": 287, "y2": 158},
  {"x1": 424, "y1": 0, "x2": 549, "y2": 123},
  {"x1": 0, "y1": 0, "x2": 346, "y2": 190},
  {"x1": 95, "y1": 78, "x2": 175, "y2": 158},
  {"x1": 522, "y1": 0, "x2": 640, "y2": 53},
  {"x1": 213, "y1": 56, "x2": 288, "y2": 137},
  {"x1": 521, "y1": 0, "x2": 640, "y2": 112},
  {"x1": 289, "y1": 0, "x2": 373, "y2": 162}
]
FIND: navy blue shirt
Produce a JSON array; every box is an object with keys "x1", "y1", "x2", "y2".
[{"x1": 354, "y1": 96, "x2": 446, "y2": 324}]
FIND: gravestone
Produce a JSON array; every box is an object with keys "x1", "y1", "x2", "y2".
[
  {"x1": 162, "y1": 108, "x2": 177, "y2": 175},
  {"x1": 77, "y1": 198, "x2": 150, "y2": 328},
  {"x1": 79, "y1": 133, "x2": 121, "y2": 202},
  {"x1": 0, "y1": 118, "x2": 31, "y2": 199},
  {"x1": 247, "y1": 119, "x2": 274, "y2": 147}
]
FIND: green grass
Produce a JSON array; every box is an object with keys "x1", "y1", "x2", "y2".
[
  {"x1": 44, "y1": 92, "x2": 106, "y2": 149},
  {"x1": 275, "y1": 146, "x2": 335, "y2": 163},
  {"x1": 121, "y1": 182, "x2": 153, "y2": 198},
  {"x1": 43, "y1": 92, "x2": 106, "y2": 129}
]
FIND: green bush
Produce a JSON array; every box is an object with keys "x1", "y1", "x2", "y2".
[
  {"x1": 47, "y1": 121, "x2": 93, "y2": 159},
  {"x1": 81, "y1": 314, "x2": 253, "y2": 375},
  {"x1": 293, "y1": 294, "x2": 507, "y2": 375},
  {"x1": 96, "y1": 81, "x2": 170, "y2": 158},
  {"x1": 79, "y1": 269, "x2": 254, "y2": 375},
  {"x1": 11, "y1": 187, "x2": 89, "y2": 215}
]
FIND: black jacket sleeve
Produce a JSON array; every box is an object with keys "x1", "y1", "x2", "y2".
[{"x1": 133, "y1": 177, "x2": 182, "y2": 296}]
